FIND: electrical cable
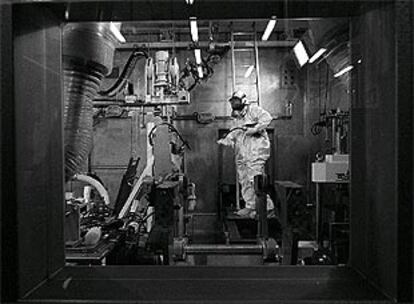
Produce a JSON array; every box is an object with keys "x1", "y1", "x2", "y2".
[
  {"x1": 98, "y1": 49, "x2": 148, "y2": 97},
  {"x1": 148, "y1": 122, "x2": 191, "y2": 150}
]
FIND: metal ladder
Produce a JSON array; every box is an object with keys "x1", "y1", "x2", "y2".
[
  {"x1": 230, "y1": 28, "x2": 262, "y2": 210},
  {"x1": 230, "y1": 29, "x2": 261, "y2": 106}
]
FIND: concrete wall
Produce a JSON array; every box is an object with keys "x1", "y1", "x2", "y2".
[
  {"x1": 13, "y1": 4, "x2": 64, "y2": 298},
  {"x1": 350, "y1": 2, "x2": 413, "y2": 301},
  {"x1": 350, "y1": 3, "x2": 397, "y2": 292},
  {"x1": 0, "y1": 2, "x2": 14, "y2": 301}
]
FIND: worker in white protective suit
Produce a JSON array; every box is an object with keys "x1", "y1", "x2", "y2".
[{"x1": 217, "y1": 90, "x2": 274, "y2": 218}]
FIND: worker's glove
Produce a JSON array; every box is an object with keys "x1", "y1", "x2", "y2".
[{"x1": 217, "y1": 138, "x2": 233, "y2": 147}]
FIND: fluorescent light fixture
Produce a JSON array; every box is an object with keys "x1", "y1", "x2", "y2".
[
  {"x1": 185, "y1": 0, "x2": 194, "y2": 4},
  {"x1": 197, "y1": 66, "x2": 203, "y2": 78},
  {"x1": 194, "y1": 49, "x2": 202, "y2": 65},
  {"x1": 110, "y1": 22, "x2": 126, "y2": 43},
  {"x1": 334, "y1": 65, "x2": 354, "y2": 78},
  {"x1": 261, "y1": 16, "x2": 277, "y2": 41},
  {"x1": 190, "y1": 17, "x2": 199, "y2": 42},
  {"x1": 309, "y1": 48, "x2": 327, "y2": 63},
  {"x1": 293, "y1": 40, "x2": 309, "y2": 67},
  {"x1": 244, "y1": 65, "x2": 255, "y2": 78}
]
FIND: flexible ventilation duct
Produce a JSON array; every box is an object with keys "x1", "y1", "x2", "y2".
[
  {"x1": 63, "y1": 23, "x2": 116, "y2": 181},
  {"x1": 305, "y1": 20, "x2": 350, "y2": 84}
]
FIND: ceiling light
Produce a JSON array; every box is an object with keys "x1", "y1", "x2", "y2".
[
  {"x1": 185, "y1": 0, "x2": 194, "y2": 4},
  {"x1": 261, "y1": 16, "x2": 277, "y2": 41},
  {"x1": 309, "y1": 48, "x2": 327, "y2": 63},
  {"x1": 109, "y1": 22, "x2": 126, "y2": 43},
  {"x1": 244, "y1": 65, "x2": 255, "y2": 78},
  {"x1": 197, "y1": 66, "x2": 203, "y2": 78},
  {"x1": 194, "y1": 49, "x2": 202, "y2": 65},
  {"x1": 190, "y1": 17, "x2": 199, "y2": 42},
  {"x1": 334, "y1": 65, "x2": 354, "y2": 78},
  {"x1": 293, "y1": 41, "x2": 309, "y2": 67}
]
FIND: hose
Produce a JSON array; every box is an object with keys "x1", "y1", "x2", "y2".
[
  {"x1": 311, "y1": 120, "x2": 326, "y2": 135},
  {"x1": 148, "y1": 122, "x2": 191, "y2": 150},
  {"x1": 219, "y1": 122, "x2": 259, "y2": 140},
  {"x1": 73, "y1": 173, "x2": 110, "y2": 206},
  {"x1": 98, "y1": 49, "x2": 148, "y2": 97},
  {"x1": 219, "y1": 127, "x2": 246, "y2": 140}
]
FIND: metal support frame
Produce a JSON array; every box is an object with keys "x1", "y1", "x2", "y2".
[
  {"x1": 274, "y1": 180, "x2": 303, "y2": 265},
  {"x1": 174, "y1": 174, "x2": 276, "y2": 262},
  {"x1": 315, "y1": 183, "x2": 321, "y2": 244},
  {"x1": 314, "y1": 181, "x2": 349, "y2": 246},
  {"x1": 255, "y1": 175, "x2": 268, "y2": 239},
  {"x1": 117, "y1": 41, "x2": 296, "y2": 51}
]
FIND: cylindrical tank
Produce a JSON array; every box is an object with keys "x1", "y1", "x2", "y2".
[{"x1": 63, "y1": 23, "x2": 117, "y2": 181}]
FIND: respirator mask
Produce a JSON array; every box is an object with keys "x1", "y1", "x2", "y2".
[
  {"x1": 230, "y1": 100, "x2": 246, "y2": 118},
  {"x1": 229, "y1": 91, "x2": 247, "y2": 118}
]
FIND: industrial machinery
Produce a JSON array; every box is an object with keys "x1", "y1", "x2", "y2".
[
  {"x1": 62, "y1": 23, "x2": 195, "y2": 264},
  {"x1": 311, "y1": 108, "x2": 350, "y2": 183},
  {"x1": 145, "y1": 50, "x2": 190, "y2": 104},
  {"x1": 65, "y1": 118, "x2": 196, "y2": 265},
  {"x1": 63, "y1": 22, "x2": 280, "y2": 266},
  {"x1": 65, "y1": 117, "x2": 279, "y2": 265},
  {"x1": 310, "y1": 108, "x2": 350, "y2": 264}
]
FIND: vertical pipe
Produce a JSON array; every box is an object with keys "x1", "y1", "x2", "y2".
[
  {"x1": 316, "y1": 183, "x2": 321, "y2": 245},
  {"x1": 331, "y1": 116, "x2": 337, "y2": 154},
  {"x1": 231, "y1": 31, "x2": 236, "y2": 92}
]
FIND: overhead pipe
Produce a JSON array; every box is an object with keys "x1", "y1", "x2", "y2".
[{"x1": 174, "y1": 238, "x2": 278, "y2": 261}]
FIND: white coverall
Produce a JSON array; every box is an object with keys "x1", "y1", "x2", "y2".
[{"x1": 219, "y1": 103, "x2": 272, "y2": 210}]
